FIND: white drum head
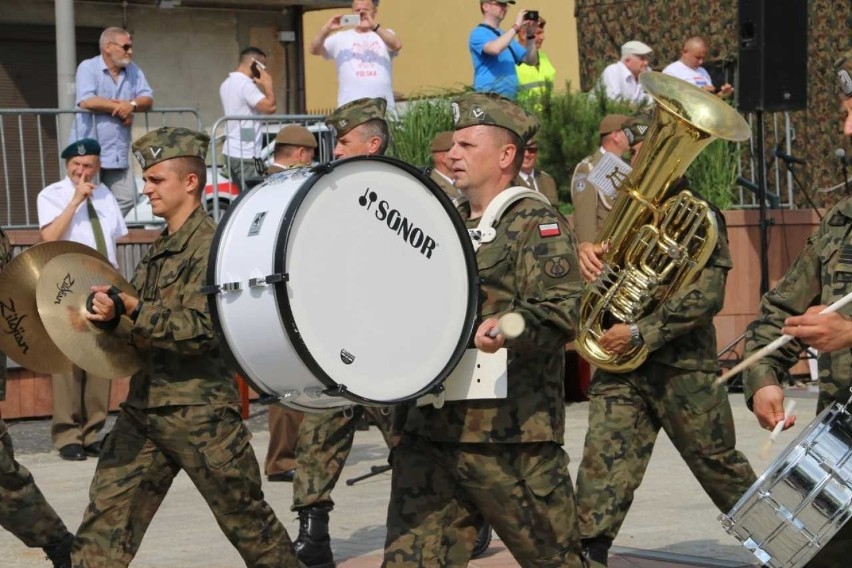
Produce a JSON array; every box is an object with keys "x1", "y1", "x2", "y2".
[{"x1": 276, "y1": 157, "x2": 477, "y2": 403}]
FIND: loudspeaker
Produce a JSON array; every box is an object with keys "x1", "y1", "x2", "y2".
[{"x1": 737, "y1": 0, "x2": 808, "y2": 113}]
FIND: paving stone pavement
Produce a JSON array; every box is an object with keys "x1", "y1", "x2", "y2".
[{"x1": 0, "y1": 388, "x2": 821, "y2": 567}]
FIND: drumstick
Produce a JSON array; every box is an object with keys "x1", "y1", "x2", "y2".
[
  {"x1": 716, "y1": 290, "x2": 852, "y2": 385},
  {"x1": 758, "y1": 399, "x2": 796, "y2": 459},
  {"x1": 486, "y1": 313, "x2": 525, "y2": 339}
]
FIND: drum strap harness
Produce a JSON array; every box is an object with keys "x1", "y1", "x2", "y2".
[{"x1": 466, "y1": 186, "x2": 551, "y2": 253}]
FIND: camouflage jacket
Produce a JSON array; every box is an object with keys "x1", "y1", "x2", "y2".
[
  {"x1": 125, "y1": 207, "x2": 238, "y2": 408},
  {"x1": 0, "y1": 227, "x2": 10, "y2": 402},
  {"x1": 402, "y1": 197, "x2": 582, "y2": 444},
  {"x1": 743, "y1": 197, "x2": 852, "y2": 411}
]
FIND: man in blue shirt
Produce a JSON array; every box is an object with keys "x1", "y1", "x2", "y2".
[
  {"x1": 72, "y1": 27, "x2": 154, "y2": 216},
  {"x1": 469, "y1": 0, "x2": 538, "y2": 100}
]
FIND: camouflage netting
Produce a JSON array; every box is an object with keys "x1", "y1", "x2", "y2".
[{"x1": 575, "y1": 0, "x2": 852, "y2": 209}]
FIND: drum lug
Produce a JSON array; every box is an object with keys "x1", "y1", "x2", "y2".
[
  {"x1": 312, "y1": 162, "x2": 334, "y2": 174},
  {"x1": 200, "y1": 284, "x2": 221, "y2": 295},
  {"x1": 220, "y1": 281, "x2": 242, "y2": 293},
  {"x1": 249, "y1": 273, "x2": 288, "y2": 288},
  {"x1": 324, "y1": 385, "x2": 349, "y2": 397}
]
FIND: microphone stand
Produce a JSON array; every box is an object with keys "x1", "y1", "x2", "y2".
[
  {"x1": 777, "y1": 158, "x2": 823, "y2": 221},
  {"x1": 755, "y1": 111, "x2": 770, "y2": 297}
]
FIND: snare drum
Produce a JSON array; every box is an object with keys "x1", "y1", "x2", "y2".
[
  {"x1": 720, "y1": 402, "x2": 852, "y2": 568},
  {"x1": 207, "y1": 156, "x2": 478, "y2": 410}
]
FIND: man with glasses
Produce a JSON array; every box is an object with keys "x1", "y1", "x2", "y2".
[
  {"x1": 469, "y1": 0, "x2": 538, "y2": 100},
  {"x1": 514, "y1": 136, "x2": 558, "y2": 206},
  {"x1": 598, "y1": 40, "x2": 653, "y2": 105},
  {"x1": 72, "y1": 27, "x2": 153, "y2": 216}
]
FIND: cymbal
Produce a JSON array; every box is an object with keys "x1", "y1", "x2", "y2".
[
  {"x1": 36, "y1": 252, "x2": 143, "y2": 379},
  {"x1": 0, "y1": 241, "x2": 103, "y2": 373}
]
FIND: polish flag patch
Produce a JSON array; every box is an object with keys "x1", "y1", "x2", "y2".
[{"x1": 539, "y1": 223, "x2": 561, "y2": 237}]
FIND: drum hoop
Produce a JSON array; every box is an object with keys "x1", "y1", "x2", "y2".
[{"x1": 273, "y1": 155, "x2": 480, "y2": 405}]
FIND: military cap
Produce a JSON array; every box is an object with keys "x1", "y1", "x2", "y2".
[
  {"x1": 622, "y1": 112, "x2": 652, "y2": 146},
  {"x1": 325, "y1": 97, "x2": 387, "y2": 138},
  {"x1": 132, "y1": 127, "x2": 209, "y2": 171},
  {"x1": 275, "y1": 125, "x2": 318, "y2": 148},
  {"x1": 430, "y1": 131, "x2": 454, "y2": 153},
  {"x1": 480, "y1": 0, "x2": 515, "y2": 4},
  {"x1": 834, "y1": 48, "x2": 852, "y2": 98},
  {"x1": 61, "y1": 138, "x2": 101, "y2": 159},
  {"x1": 451, "y1": 92, "x2": 539, "y2": 142},
  {"x1": 599, "y1": 114, "x2": 630, "y2": 135}
]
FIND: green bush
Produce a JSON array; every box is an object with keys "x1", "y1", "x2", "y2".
[
  {"x1": 685, "y1": 139, "x2": 740, "y2": 211},
  {"x1": 386, "y1": 96, "x2": 456, "y2": 167}
]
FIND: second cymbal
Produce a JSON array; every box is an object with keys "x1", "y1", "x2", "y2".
[{"x1": 36, "y1": 252, "x2": 142, "y2": 379}]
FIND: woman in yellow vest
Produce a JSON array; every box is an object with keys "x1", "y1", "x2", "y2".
[{"x1": 516, "y1": 15, "x2": 556, "y2": 103}]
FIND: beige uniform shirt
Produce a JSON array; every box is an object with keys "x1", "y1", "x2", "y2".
[{"x1": 570, "y1": 149, "x2": 612, "y2": 243}]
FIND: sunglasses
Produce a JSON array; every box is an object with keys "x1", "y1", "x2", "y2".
[
  {"x1": 525, "y1": 147, "x2": 539, "y2": 153},
  {"x1": 109, "y1": 42, "x2": 133, "y2": 52}
]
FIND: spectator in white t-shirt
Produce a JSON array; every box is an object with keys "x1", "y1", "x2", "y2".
[
  {"x1": 598, "y1": 40, "x2": 653, "y2": 105},
  {"x1": 308, "y1": 0, "x2": 402, "y2": 110},
  {"x1": 219, "y1": 46, "x2": 277, "y2": 191},
  {"x1": 663, "y1": 36, "x2": 733, "y2": 98}
]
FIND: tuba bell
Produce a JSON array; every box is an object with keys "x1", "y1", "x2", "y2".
[{"x1": 575, "y1": 72, "x2": 750, "y2": 373}]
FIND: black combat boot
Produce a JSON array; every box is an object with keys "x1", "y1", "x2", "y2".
[
  {"x1": 582, "y1": 536, "x2": 611, "y2": 566},
  {"x1": 294, "y1": 505, "x2": 335, "y2": 568},
  {"x1": 472, "y1": 521, "x2": 492, "y2": 558},
  {"x1": 43, "y1": 531, "x2": 74, "y2": 568}
]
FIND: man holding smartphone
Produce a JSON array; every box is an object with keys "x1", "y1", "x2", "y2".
[
  {"x1": 470, "y1": 0, "x2": 539, "y2": 100},
  {"x1": 309, "y1": 0, "x2": 402, "y2": 109},
  {"x1": 219, "y1": 47, "x2": 277, "y2": 192}
]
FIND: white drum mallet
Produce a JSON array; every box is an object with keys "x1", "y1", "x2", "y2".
[
  {"x1": 486, "y1": 312, "x2": 526, "y2": 339},
  {"x1": 759, "y1": 399, "x2": 797, "y2": 459}
]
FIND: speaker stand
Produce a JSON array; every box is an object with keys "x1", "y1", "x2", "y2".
[{"x1": 755, "y1": 111, "x2": 771, "y2": 297}]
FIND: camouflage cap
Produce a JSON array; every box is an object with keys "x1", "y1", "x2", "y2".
[
  {"x1": 451, "y1": 92, "x2": 539, "y2": 142},
  {"x1": 61, "y1": 138, "x2": 101, "y2": 159},
  {"x1": 834, "y1": 48, "x2": 852, "y2": 98},
  {"x1": 622, "y1": 111, "x2": 652, "y2": 146},
  {"x1": 325, "y1": 97, "x2": 387, "y2": 138},
  {"x1": 430, "y1": 131, "x2": 454, "y2": 153},
  {"x1": 275, "y1": 124, "x2": 318, "y2": 148},
  {"x1": 132, "y1": 127, "x2": 209, "y2": 170}
]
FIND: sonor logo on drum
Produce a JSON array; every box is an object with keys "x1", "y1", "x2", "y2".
[
  {"x1": 54, "y1": 273, "x2": 75, "y2": 305},
  {"x1": 358, "y1": 187, "x2": 438, "y2": 259}
]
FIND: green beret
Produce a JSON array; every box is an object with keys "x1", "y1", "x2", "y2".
[
  {"x1": 325, "y1": 97, "x2": 387, "y2": 138},
  {"x1": 834, "y1": 48, "x2": 852, "y2": 98},
  {"x1": 61, "y1": 138, "x2": 101, "y2": 159},
  {"x1": 132, "y1": 127, "x2": 209, "y2": 171},
  {"x1": 451, "y1": 92, "x2": 539, "y2": 142}
]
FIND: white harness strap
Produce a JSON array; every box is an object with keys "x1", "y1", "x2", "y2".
[{"x1": 468, "y1": 186, "x2": 550, "y2": 252}]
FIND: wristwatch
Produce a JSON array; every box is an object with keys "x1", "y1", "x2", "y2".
[
  {"x1": 629, "y1": 323, "x2": 644, "y2": 347},
  {"x1": 129, "y1": 100, "x2": 138, "y2": 111}
]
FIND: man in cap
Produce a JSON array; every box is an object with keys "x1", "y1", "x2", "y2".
[
  {"x1": 266, "y1": 124, "x2": 318, "y2": 174},
  {"x1": 570, "y1": 114, "x2": 631, "y2": 271},
  {"x1": 289, "y1": 95, "x2": 393, "y2": 568},
  {"x1": 428, "y1": 130, "x2": 459, "y2": 198},
  {"x1": 0, "y1": 228, "x2": 74, "y2": 567},
  {"x1": 309, "y1": 0, "x2": 402, "y2": 109},
  {"x1": 663, "y1": 36, "x2": 733, "y2": 98},
  {"x1": 383, "y1": 92, "x2": 588, "y2": 567},
  {"x1": 739, "y1": 48, "x2": 852, "y2": 567},
  {"x1": 75, "y1": 127, "x2": 301, "y2": 567},
  {"x1": 599, "y1": 40, "x2": 653, "y2": 105},
  {"x1": 37, "y1": 138, "x2": 127, "y2": 462},
  {"x1": 514, "y1": 135, "x2": 559, "y2": 206},
  {"x1": 72, "y1": 27, "x2": 154, "y2": 216},
  {"x1": 469, "y1": 0, "x2": 539, "y2": 100}
]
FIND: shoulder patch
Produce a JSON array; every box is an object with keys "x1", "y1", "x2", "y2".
[
  {"x1": 539, "y1": 223, "x2": 561, "y2": 238},
  {"x1": 544, "y1": 257, "x2": 571, "y2": 278}
]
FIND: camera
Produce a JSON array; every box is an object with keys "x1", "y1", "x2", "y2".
[
  {"x1": 340, "y1": 14, "x2": 361, "y2": 26},
  {"x1": 524, "y1": 10, "x2": 539, "y2": 21}
]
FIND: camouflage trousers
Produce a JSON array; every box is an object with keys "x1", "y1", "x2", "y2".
[
  {"x1": 72, "y1": 404, "x2": 300, "y2": 568},
  {"x1": 292, "y1": 405, "x2": 393, "y2": 511},
  {"x1": 383, "y1": 436, "x2": 587, "y2": 568},
  {"x1": 575, "y1": 364, "x2": 757, "y2": 542},
  {"x1": 0, "y1": 423, "x2": 70, "y2": 549}
]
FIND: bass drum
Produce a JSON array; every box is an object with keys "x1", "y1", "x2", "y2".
[{"x1": 207, "y1": 156, "x2": 479, "y2": 411}]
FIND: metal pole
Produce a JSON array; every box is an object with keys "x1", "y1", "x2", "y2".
[
  {"x1": 55, "y1": 0, "x2": 77, "y2": 147},
  {"x1": 756, "y1": 110, "x2": 770, "y2": 297}
]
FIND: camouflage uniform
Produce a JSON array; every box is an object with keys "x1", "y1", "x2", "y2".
[
  {"x1": 742, "y1": 196, "x2": 852, "y2": 567},
  {"x1": 0, "y1": 228, "x2": 74, "y2": 564},
  {"x1": 72, "y1": 128, "x2": 300, "y2": 568},
  {"x1": 575, "y1": 202, "x2": 757, "y2": 553},
  {"x1": 384, "y1": 92, "x2": 588, "y2": 568}
]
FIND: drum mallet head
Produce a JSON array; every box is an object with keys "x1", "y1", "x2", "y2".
[
  {"x1": 487, "y1": 313, "x2": 526, "y2": 339},
  {"x1": 759, "y1": 399, "x2": 797, "y2": 459}
]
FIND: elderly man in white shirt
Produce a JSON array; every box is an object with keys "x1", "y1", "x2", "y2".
[
  {"x1": 599, "y1": 40, "x2": 653, "y2": 105},
  {"x1": 663, "y1": 36, "x2": 733, "y2": 98}
]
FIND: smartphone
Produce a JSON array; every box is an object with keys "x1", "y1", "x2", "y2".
[
  {"x1": 250, "y1": 57, "x2": 266, "y2": 79},
  {"x1": 524, "y1": 10, "x2": 539, "y2": 21},
  {"x1": 340, "y1": 14, "x2": 361, "y2": 26}
]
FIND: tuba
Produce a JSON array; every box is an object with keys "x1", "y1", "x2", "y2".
[{"x1": 575, "y1": 72, "x2": 750, "y2": 373}]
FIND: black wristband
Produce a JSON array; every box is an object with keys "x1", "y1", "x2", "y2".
[
  {"x1": 372, "y1": 23, "x2": 380, "y2": 32},
  {"x1": 86, "y1": 286, "x2": 126, "y2": 331}
]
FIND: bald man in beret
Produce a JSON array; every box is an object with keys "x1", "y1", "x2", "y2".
[
  {"x1": 383, "y1": 92, "x2": 587, "y2": 567},
  {"x1": 75, "y1": 127, "x2": 300, "y2": 567}
]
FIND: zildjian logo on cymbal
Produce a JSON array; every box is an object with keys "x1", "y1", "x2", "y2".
[
  {"x1": 53, "y1": 273, "x2": 75, "y2": 305},
  {"x1": 0, "y1": 297, "x2": 30, "y2": 354}
]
